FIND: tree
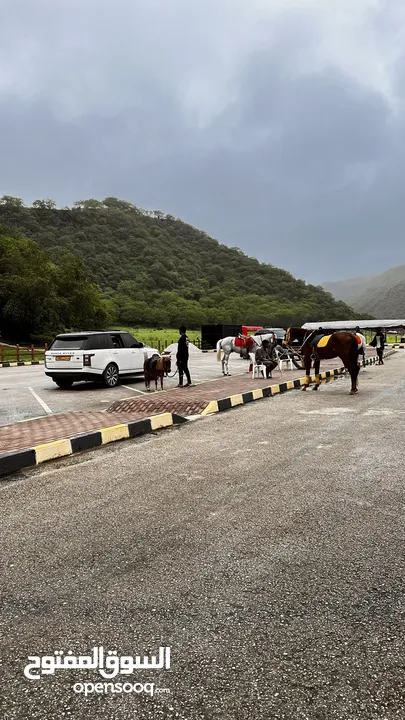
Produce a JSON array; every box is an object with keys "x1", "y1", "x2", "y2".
[
  {"x1": 32, "y1": 199, "x2": 57, "y2": 210},
  {"x1": 0, "y1": 230, "x2": 110, "y2": 341},
  {"x1": 0, "y1": 195, "x2": 24, "y2": 207}
]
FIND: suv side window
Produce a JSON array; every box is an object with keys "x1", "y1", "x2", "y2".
[
  {"x1": 84, "y1": 334, "x2": 111, "y2": 350},
  {"x1": 121, "y1": 333, "x2": 143, "y2": 349},
  {"x1": 109, "y1": 334, "x2": 125, "y2": 349}
]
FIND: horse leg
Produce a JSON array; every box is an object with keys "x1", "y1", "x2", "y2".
[
  {"x1": 301, "y1": 351, "x2": 311, "y2": 391},
  {"x1": 349, "y1": 362, "x2": 360, "y2": 394},
  {"x1": 224, "y1": 352, "x2": 231, "y2": 376},
  {"x1": 312, "y1": 358, "x2": 321, "y2": 390}
]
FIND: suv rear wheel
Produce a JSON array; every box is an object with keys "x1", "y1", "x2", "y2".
[{"x1": 103, "y1": 363, "x2": 119, "y2": 388}]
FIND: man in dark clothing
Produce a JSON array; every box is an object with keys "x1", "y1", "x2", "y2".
[
  {"x1": 255, "y1": 339, "x2": 277, "y2": 378},
  {"x1": 176, "y1": 325, "x2": 192, "y2": 387},
  {"x1": 370, "y1": 328, "x2": 385, "y2": 364}
]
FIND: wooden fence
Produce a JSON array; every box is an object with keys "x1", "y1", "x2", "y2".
[
  {"x1": 0, "y1": 338, "x2": 204, "y2": 361},
  {"x1": 0, "y1": 344, "x2": 48, "y2": 363}
]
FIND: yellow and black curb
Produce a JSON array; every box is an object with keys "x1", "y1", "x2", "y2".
[
  {"x1": 0, "y1": 412, "x2": 188, "y2": 479},
  {"x1": 201, "y1": 368, "x2": 345, "y2": 415},
  {"x1": 0, "y1": 360, "x2": 44, "y2": 368}
]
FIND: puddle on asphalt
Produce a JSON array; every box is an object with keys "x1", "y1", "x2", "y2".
[
  {"x1": 363, "y1": 409, "x2": 405, "y2": 415},
  {"x1": 299, "y1": 408, "x2": 358, "y2": 415}
]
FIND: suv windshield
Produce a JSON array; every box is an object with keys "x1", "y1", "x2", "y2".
[
  {"x1": 50, "y1": 336, "x2": 88, "y2": 350},
  {"x1": 255, "y1": 328, "x2": 285, "y2": 338}
]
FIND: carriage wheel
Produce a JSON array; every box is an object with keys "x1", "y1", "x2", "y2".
[{"x1": 291, "y1": 353, "x2": 304, "y2": 369}]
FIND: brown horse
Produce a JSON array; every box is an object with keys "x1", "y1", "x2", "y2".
[
  {"x1": 144, "y1": 354, "x2": 171, "y2": 391},
  {"x1": 285, "y1": 328, "x2": 360, "y2": 395}
]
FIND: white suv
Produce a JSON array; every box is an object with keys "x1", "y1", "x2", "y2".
[{"x1": 45, "y1": 331, "x2": 159, "y2": 389}]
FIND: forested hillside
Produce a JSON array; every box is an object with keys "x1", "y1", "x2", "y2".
[
  {"x1": 0, "y1": 195, "x2": 365, "y2": 339},
  {"x1": 324, "y1": 265, "x2": 405, "y2": 318},
  {"x1": 0, "y1": 226, "x2": 109, "y2": 342}
]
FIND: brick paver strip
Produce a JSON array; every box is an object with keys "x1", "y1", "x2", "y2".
[
  {"x1": 0, "y1": 349, "x2": 384, "y2": 455},
  {"x1": 106, "y1": 355, "x2": 368, "y2": 415},
  {"x1": 0, "y1": 411, "x2": 148, "y2": 454}
]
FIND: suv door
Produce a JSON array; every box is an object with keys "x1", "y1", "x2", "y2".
[
  {"x1": 108, "y1": 333, "x2": 132, "y2": 372},
  {"x1": 121, "y1": 333, "x2": 145, "y2": 371}
]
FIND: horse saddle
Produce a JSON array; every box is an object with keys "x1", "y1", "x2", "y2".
[
  {"x1": 144, "y1": 353, "x2": 161, "y2": 373},
  {"x1": 311, "y1": 333, "x2": 332, "y2": 349},
  {"x1": 235, "y1": 334, "x2": 254, "y2": 350}
]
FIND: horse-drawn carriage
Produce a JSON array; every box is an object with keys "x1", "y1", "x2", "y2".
[
  {"x1": 272, "y1": 343, "x2": 304, "y2": 369},
  {"x1": 212, "y1": 320, "x2": 374, "y2": 394},
  {"x1": 215, "y1": 326, "x2": 304, "y2": 375}
]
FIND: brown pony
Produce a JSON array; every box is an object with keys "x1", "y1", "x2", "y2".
[
  {"x1": 144, "y1": 354, "x2": 171, "y2": 391},
  {"x1": 285, "y1": 328, "x2": 360, "y2": 395}
]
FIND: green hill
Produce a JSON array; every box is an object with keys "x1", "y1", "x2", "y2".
[
  {"x1": 0, "y1": 195, "x2": 365, "y2": 335},
  {"x1": 323, "y1": 265, "x2": 405, "y2": 318}
]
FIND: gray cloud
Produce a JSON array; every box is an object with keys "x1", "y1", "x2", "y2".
[{"x1": 1, "y1": 0, "x2": 405, "y2": 282}]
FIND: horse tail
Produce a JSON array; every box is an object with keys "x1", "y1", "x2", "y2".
[
  {"x1": 351, "y1": 334, "x2": 361, "y2": 362},
  {"x1": 216, "y1": 339, "x2": 222, "y2": 361}
]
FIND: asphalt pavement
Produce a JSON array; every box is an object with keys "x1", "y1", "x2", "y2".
[
  {"x1": 0, "y1": 352, "x2": 251, "y2": 426},
  {"x1": 1, "y1": 353, "x2": 405, "y2": 719}
]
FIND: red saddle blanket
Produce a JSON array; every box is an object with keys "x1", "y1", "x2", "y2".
[{"x1": 235, "y1": 335, "x2": 254, "y2": 350}]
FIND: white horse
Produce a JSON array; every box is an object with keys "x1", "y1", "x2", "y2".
[{"x1": 216, "y1": 333, "x2": 277, "y2": 376}]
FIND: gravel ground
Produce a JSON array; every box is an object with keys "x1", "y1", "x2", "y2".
[{"x1": 1, "y1": 353, "x2": 404, "y2": 720}]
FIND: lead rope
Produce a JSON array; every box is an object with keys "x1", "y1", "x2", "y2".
[{"x1": 166, "y1": 356, "x2": 178, "y2": 378}]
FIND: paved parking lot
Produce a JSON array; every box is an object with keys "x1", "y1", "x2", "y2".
[
  {"x1": 0, "y1": 348, "x2": 380, "y2": 428},
  {"x1": 0, "y1": 352, "x2": 253, "y2": 426},
  {"x1": 1, "y1": 353, "x2": 404, "y2": 720}
]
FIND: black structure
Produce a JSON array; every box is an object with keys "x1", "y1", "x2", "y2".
[{"x1": 201, "y1": 325, "x2": 242, "y2": 350}]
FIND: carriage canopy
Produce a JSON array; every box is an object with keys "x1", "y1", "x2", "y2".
[{"x1": 301, "y1": 320, "x2": 405, "y2": 331}]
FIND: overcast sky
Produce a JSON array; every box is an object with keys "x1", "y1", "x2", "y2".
[{"x1": 1, "y1": 0, "x2": 405, "y2": 282}]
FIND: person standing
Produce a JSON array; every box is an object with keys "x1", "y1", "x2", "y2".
[
  {"x1": 176, "y1": 326, "x2": 193, "y2": 387},
  {"x1": 370, "y1": 328, "x2": 385, "y2": 364}
]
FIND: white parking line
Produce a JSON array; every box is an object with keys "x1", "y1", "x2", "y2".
[
  {"x1": 122, "y1": 385, "x2": 147, "y2": 394},
  {"x1": 28, "y1": 387, "x2": 53, "y2": 415}
]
